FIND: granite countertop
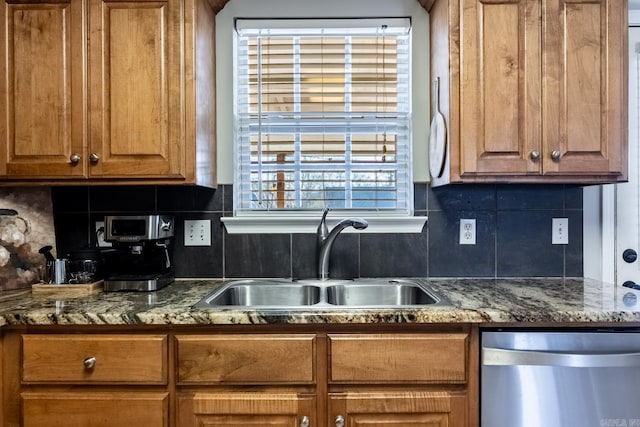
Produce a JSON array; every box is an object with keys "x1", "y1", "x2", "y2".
[{"x1": 0, "y1": 278, "x2": 638, "y2": 327}]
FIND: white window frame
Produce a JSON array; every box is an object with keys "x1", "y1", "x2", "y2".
[{"x1": 217, "y1": 0, "x2": 430, "y2": 234}]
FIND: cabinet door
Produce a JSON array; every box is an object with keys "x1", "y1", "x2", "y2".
[
  {"x1": 542, "y1": 0, "x2": 627, "y2": 178},
  {"x1": 0, "y1": 0, "x2": 86, "y2": 178},
  {"x1": 329, "y1": 392, "x2": 467, "y2": 427},
  {"x1": 459, "y1": 0, "x2": 542, "y2": 177},
  {"x1": 177, "y1": 392, "x2": 316, "y2": 427},
  {"x1": 22, "y1": 392, "x2": 169, "y2": 427},
  {"x1": 88, "y1": 0, "x2": 185, "y2": 179}
]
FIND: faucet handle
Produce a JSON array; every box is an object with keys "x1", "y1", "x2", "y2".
[
  {"x1": 321, "y1": 207, "x2": 329, "y2": 221},
  {"x1": 317, "y1": 208, "x2": 330, "y2": 243}
]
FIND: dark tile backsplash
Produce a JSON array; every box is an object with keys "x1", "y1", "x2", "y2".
[
  {"x1": 50, "y1": 183, "x2": 583, "y2": 279},
  {"x1": 427, "y1": 210, "x2": 496, "y2": 277}
]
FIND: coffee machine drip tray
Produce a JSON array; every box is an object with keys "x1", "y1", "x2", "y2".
[{"x1": 104, "y1": 272, "x2": 174, "y2": 292}]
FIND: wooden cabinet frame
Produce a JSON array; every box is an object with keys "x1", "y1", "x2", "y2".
[
  {"x1": 429, "y1": 0, "x2": 627, "y2": 185},
  {"x1": 0, "y1": 0, "x2": 217, "y2": 186},
  {"x1": 0, "y1": 325, "x2": 479, "y2": 427}
]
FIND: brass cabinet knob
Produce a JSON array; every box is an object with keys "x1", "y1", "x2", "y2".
[
  {"x1": 83, "y1": 356, "x2": 96, "y2": 370},
  {"x1": 69, "y1": 154, "x2": 81, "y2": 164},
  {"x1": 300, "y1": 416, "x2": 310, "y2": 427},
  {"x1": 530, "y1": 150, "x2": 541, "y2": 161},
  {"x1": 89, "y1": 153, "x2": 100, "y2": 163},
  {"x1": 551, "y1": 150, "x2": 561, "y2": 161},
  {"x1": 335, "y1": 415, "x2": 345, "y2": 427}
]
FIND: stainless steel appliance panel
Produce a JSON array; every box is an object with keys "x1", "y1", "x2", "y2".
[
  {"x1": 101, "y1": 215, "x2": 175, "y2": 291},
  {"x1": 482, "y1": 331, "x2": 640, "y2": 427},
  {"x1": 104, "y1": 215, "x2": 174, "y2": 242}
]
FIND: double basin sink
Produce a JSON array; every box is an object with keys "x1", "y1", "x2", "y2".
[{"x1": 193, "y1": 278, "x2": 451, "y2": 310}]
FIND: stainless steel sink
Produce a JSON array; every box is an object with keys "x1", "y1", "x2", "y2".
[
  {"x1": 193, "y1": 278, "x2": 450, "y2": 310},
  {"x1": 326, "y1": 281, "x2": 439, "y2": 306},
  {"x1": 193, "y1": 280, "x2": 321, "y2": 307}
]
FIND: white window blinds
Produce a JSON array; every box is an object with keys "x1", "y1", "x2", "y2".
[{"x1": 234, "y1": 18, "x2": 412, "y2": 213}]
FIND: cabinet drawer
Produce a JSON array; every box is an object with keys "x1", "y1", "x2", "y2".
[
  {"x1": 329, "y1": 333, "x2": 467, "y2": 383},
  {"x1": 22, "y1": 392, "x2": 169, "y2": 427},
  {"x1": 22, "y1": 334, "x2": 167, "y2": 384},
  {"x1": 177, "y1": 334, "x2": 315, "y2": 384}
]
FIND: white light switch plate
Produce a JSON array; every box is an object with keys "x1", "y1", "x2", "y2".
[
  {"x1": 552, "y1": 218, "x2": 569, "y2": 245},
  {"x1": 185, "y1": 219, "x2": 211, "y2": 246}
]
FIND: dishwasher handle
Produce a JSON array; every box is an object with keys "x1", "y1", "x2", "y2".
[{"x1": 483, "y1": 347, "x2": 640, "y2": 368}]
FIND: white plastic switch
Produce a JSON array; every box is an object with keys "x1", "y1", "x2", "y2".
[
  {"x1": 459, "y1": 219, "x2": 476, "y2": 245},
  {"x1": 184, "y1": 219, "x2": 211, "y2": 246},
  {"x1": 552, "y1": 218, "x2": 569, "y2": 245}
]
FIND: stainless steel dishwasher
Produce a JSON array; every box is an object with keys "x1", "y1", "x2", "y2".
[{"x1": 482, "y1": 330, "x2": 640, "y2": 427}]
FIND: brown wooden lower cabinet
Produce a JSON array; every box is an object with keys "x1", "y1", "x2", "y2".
[
  {"x1": 1, "y1": 327, "x2": 478, "y2": 427},
  {"x1": 21, "y1": 392, "x2": 169, "y2": 427},
  {"x1": 175, "y1": 331, "x2": 474, "y2": 427},
  {"x1": 177, "y1": 390, "x2": 466, "y2": 427},
  {"x1": 4, "y1": 333, "x2": 170, "y2": 427}
]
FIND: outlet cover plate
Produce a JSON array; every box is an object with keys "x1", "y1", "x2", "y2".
[
  {"x1": 552, "y1": 217, "x2": 569, "y2": 245},
  {"x1": 185, "y1": 219, "x2": 212, "y2": 246},
  {"x1": 459, "y1": 218, "x2": 476, "y2": 245}
]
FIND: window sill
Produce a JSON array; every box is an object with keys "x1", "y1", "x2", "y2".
[{"x1": 221, "y1": 214, "x2": 427, "y2": 234}]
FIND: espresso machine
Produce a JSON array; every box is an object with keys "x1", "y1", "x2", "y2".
[{"x1": 102, "y1": 215, "x2": 175, "y2": 291}]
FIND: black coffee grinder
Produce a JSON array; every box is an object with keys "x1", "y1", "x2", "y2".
[{"x1": 102, "y1": 215, "x2": 174, "y2": 291}]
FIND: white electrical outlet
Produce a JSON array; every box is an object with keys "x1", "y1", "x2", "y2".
[
  {"x1": 459, "y1": 219, "x2": 476, "y2": 245},
  {"x1": 95, "y1": 221, "x2": 112, "y2": 247},
  {"x1": 552, "y1": 217, "x2": 569, "y2": 245},
  {"x1": 185, "y1": 219, "x2": 211, "y2": 246}
]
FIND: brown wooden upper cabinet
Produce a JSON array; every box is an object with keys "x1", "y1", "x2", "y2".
[
  {"x1": 0, "y1": 0, "x2": 216, "y2": 186},
  {"x1": 429, "y1": 0, "x2": 628, "y2": 185}
]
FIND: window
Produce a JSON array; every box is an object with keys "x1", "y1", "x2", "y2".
[{"x1": 234, "y1": 18, "x2": 412, "y2": 215}]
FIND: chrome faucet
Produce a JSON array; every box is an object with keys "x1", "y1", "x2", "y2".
[{"x1": 317, "y1": 208, "x2": 368, "y2": 280}]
